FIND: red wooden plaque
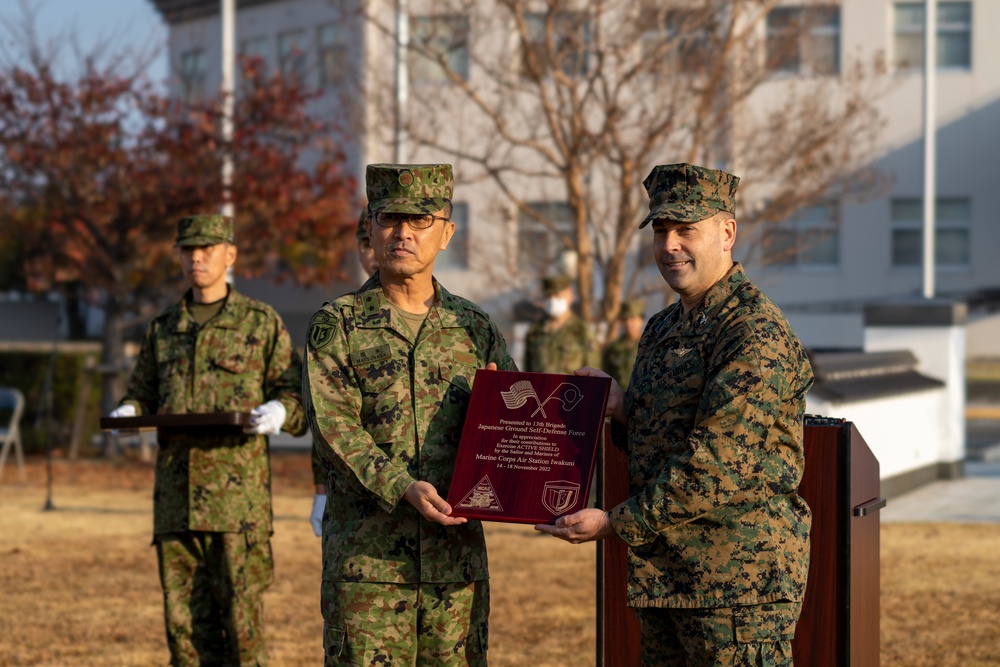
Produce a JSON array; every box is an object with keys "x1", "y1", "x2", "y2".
[{"x1": 446, "y1": 370, "x2": 611, "y2": 524}]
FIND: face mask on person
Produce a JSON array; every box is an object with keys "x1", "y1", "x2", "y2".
[{"x1": 544, "y1": 297, "x2": 569, "y2": 318}]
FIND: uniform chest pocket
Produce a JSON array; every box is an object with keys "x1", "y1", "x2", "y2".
[
  {"x1": 213, "y1": 350, "x2": 255, "y2": 374},
  {"x1": 632, "y1": 342, "x2": 704, "y2": 412},
  {"x1": 156, "y1": 347, "x2": 190, "y2": 407},
  {"x1": 355, "y1": 359, "x2": 403, "y2": 396},
  {"x1": 438, "y1": 362, "x2": 478, "y2": 403}
]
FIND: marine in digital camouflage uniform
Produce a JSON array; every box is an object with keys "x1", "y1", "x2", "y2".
[
  {"x1": 523, "y1": 274, "x2": 600, "y2": 375},
  {"x1": 304, "y1": 164, "x2": 516, "y2": 666},
  {"x1": 114, "y1": 214, "x2": 307, "y2": 667},
  {"x1": 537, "y1": 164, "x2": 814, "y2": 666},
  {"x1": 600, "y1": 298, "x2": 645, "y2": 391}
]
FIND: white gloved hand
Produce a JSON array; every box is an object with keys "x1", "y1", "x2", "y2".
[
  {"x1": 310, "y1": 494, "x2": 326, "y2": 537},
  {"x1": 243, "y1": 400, "x2": 287, "y2": 435},
  {"x1": 109, "y1": 404, "x2": 136, "y2": 418},
  {"x1": 108, "y1": 404, "x2": 136, "y2": 436}
]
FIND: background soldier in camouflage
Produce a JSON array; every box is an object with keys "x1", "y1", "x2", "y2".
[
  {"x1": 523, "y1": 274, "x2": 599, "y2": 374},
  {"x1": 601, "y1": 299, "x2": 645, "y2": 391},
  {"x1": 304, "y1": 164, "x2": 516, "y2": 666},
  {"x1": 108, "y1": 214, "x2": 307, "y2": 667},
  {"x1": 310, "y1": 209, "x2": 379, "y2": 537},
  {"x1": 537, "y1": 164, "x2": 814, "y2": 666}
]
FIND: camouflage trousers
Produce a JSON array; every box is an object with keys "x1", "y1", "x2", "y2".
[
  {"x1": 155, "y1": 531, "x2": 274, "y2": 667},
  {"x1": 635, "y1": 601, "x2": 800, "y2": 667},
  {"x1": 321, "y1": 580, "x2": 489, "y2": 667}
]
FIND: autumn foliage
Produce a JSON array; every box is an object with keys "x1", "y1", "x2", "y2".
[
  {"x1": 0, "y1": 50, "x2": 356, "y2": 421},
  {"x1": 0, "y1": 57, "x2": 356, "y2": 295}
]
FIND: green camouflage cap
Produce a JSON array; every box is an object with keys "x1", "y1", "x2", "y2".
[
  {"x1": 175, "y1": 214, "x2": 236, "y2": 247},
  {"x1": 619, "y1": 298, "x2": 645, "y2": 319},
  {"x1": 355, "y1": 210, "x2": 369, "y2": 240},
  {"x1": 639, "y1": 163, "x2": 739, "y2": 229},
  {"x1": 366, "y1": 163, "x2": 453, "y2": 215},
  {"x1": 542, "y1": 274, "x2": 572, "y2": 296}
]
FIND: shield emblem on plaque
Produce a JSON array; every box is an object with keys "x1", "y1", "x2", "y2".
[{"x1": 542, "y1": 481, "x2": 580, "y2": 516}]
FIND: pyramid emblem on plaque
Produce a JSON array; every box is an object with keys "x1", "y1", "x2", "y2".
[{"x1": 456, "y1": 475, "x2": 504, "y2": 512}]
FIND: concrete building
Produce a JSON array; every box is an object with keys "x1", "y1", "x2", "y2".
[{"x1": 149, "y1": 0, "x2": 1000, "y2": 354}]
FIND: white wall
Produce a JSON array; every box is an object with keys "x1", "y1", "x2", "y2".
[{"x1": 806, "y1": 388, "x2": 951, "y2": 480}]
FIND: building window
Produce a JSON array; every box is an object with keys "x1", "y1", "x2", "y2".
[
  {"x1": 518, "y1": 202, "x2": 573, "y2": 270},
  {"x1": 317, "y1": 24, "x2": 348, "y2": 88},
  {"x1": 179, "y1": 48, "x2": 208, "y2": 104},
  {"x1": 521, "y1": 11, "x2": 591, "y2": 80},
  {"x1": 238, "y1": 36, "x2": 268, "y2": 81},
  {"x1": 240, "y1": 36, "x2": 268, "y2": 62},
  {"x1": 641, "y1": 7, "x2": 715, "y2": 75},
  {"x1": 436, "y1": 202, "x2": 469, "y2": 270},
  {"x1": 894, "y1": 2, "x2": 972, "y2": 70},
  {"x1": 766, "y1": 6, "x2": 840, "y2": 75},
  {"x1": 764, "y1": 203, "x2": 840, "y2": 268},
  {"x1": 891, "y1": 198, "x2": 970, "y2": 267},
  {"x1": 409, "y1": 15, "x2": 470, "y2": 83},
  {"x1": 278, "y1": 29, "x2": 308, "y2": 81}
]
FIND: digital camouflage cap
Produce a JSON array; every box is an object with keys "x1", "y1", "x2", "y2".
[
  {"x1": 639, "y1": 163, "x2": 740, "y2": 229},
  {"x1": 366, "y1": 163, "x2": 453, "y2": 216},
  {"x1": 175, "y1": 214, "x2": 236, "y2": 247},
  {"x1": 355, "y1": 210, "x2": 369, "y2": 240},
  {"x1": 542, "y1": 274, "x2": 572, "y2": 296},
  {"x1": 619, "y1": 299, "x2": 645, "y2": 320}
]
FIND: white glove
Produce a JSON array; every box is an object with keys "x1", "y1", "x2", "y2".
[
  {"x1": 310, "y1": 494, "x2": 326, "y2": 537},
  {"x1": 243, "y1": 400, "x2": 287, "y2": 435},
  {"x1": 109, "y1": 404, "x2": 136, "y2": 418},
  {"x1": 108, "y1": 404, "x2": 136, "y2": 435}
]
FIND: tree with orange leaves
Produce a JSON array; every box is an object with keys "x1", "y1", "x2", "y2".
[{"x1": 0, "y1": 47, "x2": 357, "y2": 422}]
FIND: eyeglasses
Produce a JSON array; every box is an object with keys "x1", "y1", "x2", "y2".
[{"x1": 374, "y1": 211, "x2": 450, "y2": 230}]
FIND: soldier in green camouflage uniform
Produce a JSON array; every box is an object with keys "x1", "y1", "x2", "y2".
[
  {"x1": 304, "y1": 164, "x2": 516, "y2": 666},
  {"x1": 537, "y1": 164, "x2": 814, "y2": 666},
  {"x1": 110, "y1": 214, "x2": 307, "y2": 667},
  {"x1": 310, "y1": 209, "x2": 379, "y2": 537},
  {"x1": 600, "y1": 299, "x2": 645, "y2": 391},
  {"x1": 523, "y1": 274, "x2": 599, "y2": 374}
]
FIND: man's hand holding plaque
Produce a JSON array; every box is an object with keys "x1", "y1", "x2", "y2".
[{"x1": 446, "y1": 369, "x2": 611, "y2": 524}]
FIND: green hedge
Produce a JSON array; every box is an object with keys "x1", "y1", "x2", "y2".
[{"x1": 0, "y1": 350, "x2": 104, "y2": 455}]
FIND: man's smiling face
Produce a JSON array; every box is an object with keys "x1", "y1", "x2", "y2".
[{"x1": 651, "y1": 211, "x2": 736, "y2": 311}]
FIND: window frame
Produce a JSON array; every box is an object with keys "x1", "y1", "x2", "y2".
[
  {"x1": 317, "y1": 23, "x2": 348, "y2": 89},
  {"x1": 893, "y1": 1, "x2": 973, "y2": 71},
  {"x1": 516, "y1": 201, "x2": 574, "y2": 271},
  {"x1": 521, "y1": 10, "x2": 592, "y2": 80},
  {"x1": 408, "y1": 13, "x2": 471, "y2": 84},
  {"x1": 765, "y1": 5, "x2": 841, "y2": 77},
  {"x1": 178, "y1": 48, "x2": 208, "y2": 105},
  {"x1": 890, "y1": 196, "x2": 971, "y2": 269},
  {"x1": 640, "y1": 7, "x2": 716, "y2": 76},
  {"x1": 277, "y1": 28, "x2": 309, "y2": 82},
  {"x1": 763, "y1": 202, "x2": 841, "y2": 270}
]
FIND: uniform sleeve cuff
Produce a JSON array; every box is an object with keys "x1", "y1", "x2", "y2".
[
  {"x1": 609, "y1": 497, "x2": 660, "y2": 547},
  {"x1": 378, "y1": 472, "x2": 417, "y2": 514}
]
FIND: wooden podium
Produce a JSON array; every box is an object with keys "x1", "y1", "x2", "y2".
[{"x1": 597, "y1": 418, "x2": 884, "y2": 666}]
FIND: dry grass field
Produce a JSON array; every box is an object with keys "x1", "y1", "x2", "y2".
[{"x1": 2, "y1": 454, "x2": 1000, "y2": 666}]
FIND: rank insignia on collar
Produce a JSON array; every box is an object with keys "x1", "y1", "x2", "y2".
[
  {"x1": 675, "y1": 348, "x2": 693, "y2": 358},
  {"x1": 362, "y1": 293, "x2": 381, "y2": 317}
]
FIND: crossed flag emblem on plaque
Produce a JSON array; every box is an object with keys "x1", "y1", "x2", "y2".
[{"x1": 499, "y1": 380, "x2": 584, "y2": 418}]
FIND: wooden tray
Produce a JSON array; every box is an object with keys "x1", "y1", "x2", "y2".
[{"x1": 100, "y1": 412, "x2": 253, "y2": 431}]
